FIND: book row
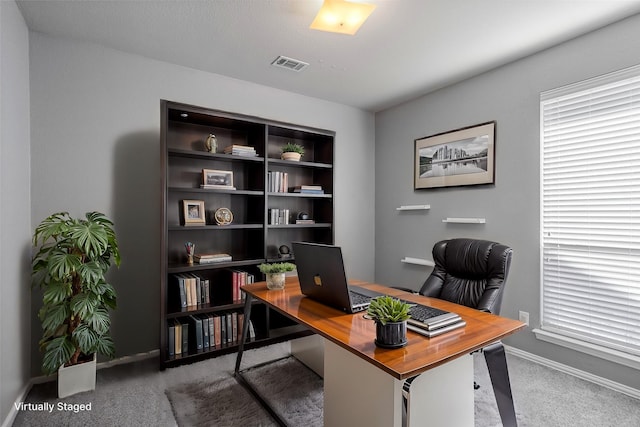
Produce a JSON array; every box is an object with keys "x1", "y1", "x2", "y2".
[
  {"x1": 167, "y1": 312, "x2": 256, "y2": 358},
  {"x1": 268, "y1": 171, "x2": 289, "y2": 193},
  {"x1": 169, "y1": 270, "x2": 255, "y2": 309},
  {"x1": 268, "y1": 208, "x2": 291, "y2": 225}
]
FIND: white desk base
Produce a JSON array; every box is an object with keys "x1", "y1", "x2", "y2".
[{"x1": 323, "y1": 339, "x2": 474, "y2": 427}]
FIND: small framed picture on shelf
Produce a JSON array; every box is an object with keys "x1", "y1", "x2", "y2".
[
  {"x1": 201, "y1": 169, "x2": 235, "y2": 190},
  {"x1": 182, "y1": 200, "x2": 206, "y2": 225}
]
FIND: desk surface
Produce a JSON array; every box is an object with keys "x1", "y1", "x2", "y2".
[{"x1": 243, "y1": 277, "x2": 525, "y2": 380}]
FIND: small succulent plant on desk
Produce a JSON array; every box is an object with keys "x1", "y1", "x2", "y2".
[
  {"x1": 367, "y1": 296, "x2": 413, "y2": 348},
  {"x1": 366, "y1": 296, "x2": 412, "y2": 325},
  {"x1": 258, "y1": 262, "x2": 296, "y2": 289},
  {"x1": 257, "y1": 262, "x2": 296, "y2": 274}
]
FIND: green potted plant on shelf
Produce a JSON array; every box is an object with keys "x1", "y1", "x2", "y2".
[
  {"x1": 366, "y1": 296, "x2": 413, "y2": 349},
  {"x1": 257, "y1": 262, "x2": 296, "y2": 290},
  {"x1": 31, "y1": 211, "x2": 120, "y2": 397},
  {"x1": 281, "y1": 142, "x2": 304, "y2": 161}
]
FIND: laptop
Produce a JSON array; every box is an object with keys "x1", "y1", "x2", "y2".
[{"x1": 292, "y1": 242, "x2": 380, "y2": 313}]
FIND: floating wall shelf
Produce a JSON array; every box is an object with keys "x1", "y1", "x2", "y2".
[
  {"x1": 401, "y1": 257, "x2": 435, "y2": 267},
  {"x1": 442, "y1": 217, "x2": 486, "y2": 224},
  {"x1": 396, "y1": 205, "x2": 431, "y2": 211}
]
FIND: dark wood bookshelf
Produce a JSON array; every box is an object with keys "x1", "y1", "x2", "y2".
[{"x1": 160, "y1": 100, "x2": 334, "y2": 369}]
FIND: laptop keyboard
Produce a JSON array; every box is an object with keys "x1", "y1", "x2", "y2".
[
  {"x1": 350, "y1": 291, "x2": 372, "y2": 306},
  {"x1": 404, "y1": 303, "x2": 448, "y2": 322}
]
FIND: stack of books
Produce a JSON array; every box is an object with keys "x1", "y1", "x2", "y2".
[
  {"x1": 293, "y1": 185, "x2": 324, "y2": 194},
  {"x1": 194, "y1": 253, "x2": 232, "y2": 264},
  {"x1": 405, "y1": 303, "x2": 466, "y2": 338},
  {"x1": 268, "y1": 171, "x2": 288, "y2": 193},
  {"x1": 268, "y1": 208, "x2": 290, "y2": 225},
  {"x1": 224, "y1": 145, "x2": 257, "y2": 157}
]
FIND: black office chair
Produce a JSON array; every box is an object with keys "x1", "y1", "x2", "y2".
[{"x1": 408, "y1": 238, "x2": 517, "y2": 427}]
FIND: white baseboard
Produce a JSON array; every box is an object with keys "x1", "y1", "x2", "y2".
[
  {"x1": 1, "y1": 349, "x2": 160, "y2": 427},
  {"x1": 504, "y1": 345, "x2": 640, "y2": 400}
]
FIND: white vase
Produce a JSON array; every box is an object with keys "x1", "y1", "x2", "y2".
[
  {"x1": 58, "y1": 353, "x2": 97, "y2": 398},
  {"x1": 281, "y1": 152, "x2": 301, "y2": 161},
  {"x1": 266, "y1": 272, "x2": 286, "y2": 290}
]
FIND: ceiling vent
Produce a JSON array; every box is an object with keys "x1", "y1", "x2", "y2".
[{"x1": 271, "y1": 56, "x2": 309, "y2": 72}]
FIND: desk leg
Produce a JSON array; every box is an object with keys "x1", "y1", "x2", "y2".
[
  {"x1": 324, "y1": 340, "x2": 474, "y2": 427},
  {"x1": 234, "y1": 294, "x2": 253, "y2": 375}
]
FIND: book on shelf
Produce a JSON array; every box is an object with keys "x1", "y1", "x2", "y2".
[
  {"x1": 194, "y1": 253, "x2": 232, "y2": 263},
  {"x1": 292, "y1": 185, "x2": 324, "y2": 194},
  {"x1": 189, "y1": 315, "x2": 204, "y2": 352},
  {"x1": 224, "y1": 145, "x2": 257, "y2": 157},
  {"x1": 200, "y1": 315, "x2": 210, "y2": 349},
  {"x1": 295, "y1": 219, "x2": 316, "y2": 224},
  {"x1": 267, "y1": 171, "x2": 289, "y2": 193},
  {"x1": 181, "y1": 322, "x2": 188, "y2": 354},
  {"x1": 168, "y1": 322, "x2": 175, "y2": 357},
  {"x1": 268, "y1": 208, "x2": 290, "y2": 225},
  {"x1": 200, "y1": 184, "x2": 237, "y2": 190},
  {"x1": 174, "y1": 319, "x2": 182, "y2": 355}
]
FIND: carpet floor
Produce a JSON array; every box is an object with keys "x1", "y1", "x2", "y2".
[{"x1": 11, "y1": 340, "x2": 640, "y2": 427}]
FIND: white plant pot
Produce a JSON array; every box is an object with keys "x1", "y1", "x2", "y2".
[
  {"x1": 266, "y1": 272, "x2": 286, "y2": 290},
  {"x1": 58, "y1": 353, "x2": 97, "y2": 398},
  {"x1": 281, "y1": 152, "x2": 301, "y2": 161}
]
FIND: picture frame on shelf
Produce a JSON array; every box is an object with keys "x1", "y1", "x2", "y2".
[
  {"x1": 414, "y1": 121, "x2": 495, "y2": 190},
  {"x1": 201, "y1": 169, "x2": 235, "y2": 190},
  {"x1": 182, "y1": 199, "x2": 206, "y2": 225}
]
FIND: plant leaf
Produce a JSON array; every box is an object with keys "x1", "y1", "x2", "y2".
[
  {"x1": 71, "y1": 292, "x2": 97, "y2": 319},
  {"x1": 86, "y1": 307, "x2": 110, "y2": 335},
  {"x1": 42, "y1": 336, "x2": 75, "y2": 375},
  {"x1": 48, "y1": 250, "x2": 82, "y2": 280},
  {"x1": 73, "y1": 323, "x2": 100, "y2": 354},
  {"x1": 69, "y1": 221, "x2": 108, "y2": 259},
  {"x1": 42, "y1": 280, "x2": 71, "y2": 305},
  {"x1": 40, "y1": 303, "x2": 70, "y2": 334},
  {"x1": 94, "y1": 335, "x2": 115, "y2": 358}
]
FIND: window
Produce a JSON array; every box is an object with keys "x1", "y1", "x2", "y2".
[{"x1": 539, "y1": 65, "x2": 640, "y2": 364}]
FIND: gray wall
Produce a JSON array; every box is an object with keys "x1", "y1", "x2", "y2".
[
  {"x1": 375, "y1": 13, "x2": 640, "y2": 390},
  {"x1": 0, "y1": 0, "x2": 32, "y2": 422},
  {"x1": 28, "y1": 32, "x2": 375, "y2": 375}
]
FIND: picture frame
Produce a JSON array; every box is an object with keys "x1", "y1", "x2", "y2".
[
  {"x1": 201, "y1": 169, "x2": 235, "y2": 190},
  {"x1": 182, "y1": 199, "x2": 206, "y2": 225},
  {"x1": 414, "y1": 121, "x2": 495, "y2": 190}
]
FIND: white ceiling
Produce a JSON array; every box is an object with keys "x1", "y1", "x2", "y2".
[{"x1": 16, "y1": 0, "x2": 640, "y2": 112}]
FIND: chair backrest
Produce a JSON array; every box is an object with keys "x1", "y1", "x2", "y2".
[{"x1": 419, "y1": 238, "x2": 512, "y2": 315}]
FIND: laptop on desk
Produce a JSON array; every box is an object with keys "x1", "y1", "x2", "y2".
[{"x1": 292, "y1": 242, "x2": 381, "y2": 314}]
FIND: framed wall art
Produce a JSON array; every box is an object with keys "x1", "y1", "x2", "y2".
[
  {"x1": 182, "y1": 199, "x2": 206, "y2": 225},
  {"x1": 414, "y1": 121, "x2": 495, "y2": 190}
]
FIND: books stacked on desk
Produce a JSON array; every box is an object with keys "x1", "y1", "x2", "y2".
[
  {"x1": 405, "y1": 303, "x2": 466, "y2": 338},
  {"x1": 224, "y1": 145, "x2": 257, "y2": 157},
  {"x1": 293, "y1": 185, "x2": 324, "y2": 195},
  {"x1": 194, "y1": 253, "x2": 232, "y2": 264}
]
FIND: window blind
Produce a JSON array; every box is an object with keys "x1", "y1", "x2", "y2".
[{"x1": 540, "y1": 65, "x2": 640, "y2": 357}]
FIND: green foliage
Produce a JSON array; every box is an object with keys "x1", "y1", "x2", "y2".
[
  {"x1": 281, "y1": 142, "x2": 305, "y2": 155},
  {"x1": 366, "y1": 296, "x2": 413, "y2": 325},
  {"x1": 257, "y1": 262, "x2": 296, "y2": 274},
  {"x1": 32, "y1": 211, "x2": 120, "y2": 375}
]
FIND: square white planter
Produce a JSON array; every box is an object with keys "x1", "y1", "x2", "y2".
[{"x1": 58, "y1": 353, "x2": 96, "y2": 398}]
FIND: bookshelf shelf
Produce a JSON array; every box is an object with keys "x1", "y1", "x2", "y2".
[{"x1": 160, "y1": 100, "x2": 334, "y2": 369}]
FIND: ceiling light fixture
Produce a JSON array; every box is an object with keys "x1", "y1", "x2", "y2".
[{"x1": 310, "y1": 0, "x2": 376, "y2": 35}]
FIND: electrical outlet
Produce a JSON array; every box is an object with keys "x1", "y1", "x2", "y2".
[{"x1": 519, "y1": 310, "x2": 530, "y2": 326}]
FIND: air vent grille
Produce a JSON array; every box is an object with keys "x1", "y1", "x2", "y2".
[{"x1": 271, "y1": 56, "x2": 309, "y2": 72}]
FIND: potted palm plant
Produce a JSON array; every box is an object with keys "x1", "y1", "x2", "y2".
[
  {"x1": 281, "y1": 142, "x2": 304, "y2": 161},
  {"x1": 366, "y1": 296, "x2": 413, "y2": 348},
  {"x1": 31, "y1": 211, "x2": 120, "y2": 397},
  {"x1": 257, "y1": 262, "x2": 296, "y2": 289}
]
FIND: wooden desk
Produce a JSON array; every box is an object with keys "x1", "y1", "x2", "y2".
[{"x1": 235, "y1": 277, "x2": 525, "y2": 427}]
